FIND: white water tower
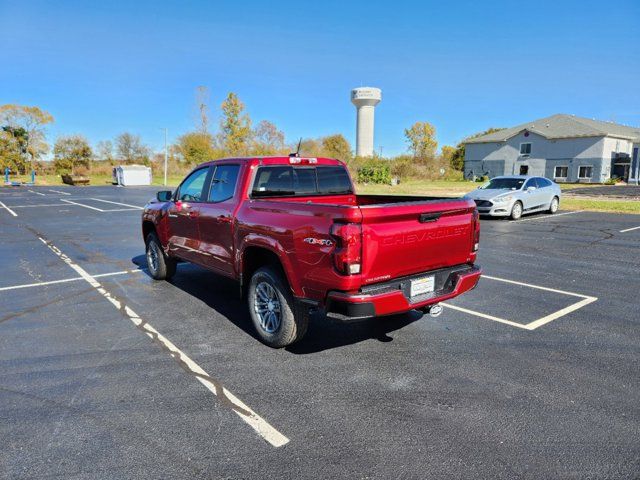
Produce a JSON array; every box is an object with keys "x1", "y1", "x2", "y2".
[{"x1": 351, "y1": 87, "x2": 382, "y2": 157}]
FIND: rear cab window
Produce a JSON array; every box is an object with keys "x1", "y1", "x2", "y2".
[{"x1": 251, "y1": 165, "x2": 353, "y2": 198}]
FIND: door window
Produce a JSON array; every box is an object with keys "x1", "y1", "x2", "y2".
[
  {"x1": 208, "y1": 165, "x2": 240, "y2": 202},
  {"x1": 538, "y1": 177, "x2": 552, "y2": 187},
  {"x1": 177, "y1": 168, "x2": 209, "y2": 202}
]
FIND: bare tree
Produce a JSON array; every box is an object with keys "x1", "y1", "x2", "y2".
[
  {"x1": 96, "y1": 140, "x2": 114, "y2": 162},
  {"x1": 115, "y1": 132, "x2": 150, "y2": 164},
  {"x1": 195, "y1": 86, "x2": 211, "y2": 133}
]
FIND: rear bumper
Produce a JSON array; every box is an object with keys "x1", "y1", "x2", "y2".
[{"x1": 325, "y1": 264, "x2": 481, "y2": 319}]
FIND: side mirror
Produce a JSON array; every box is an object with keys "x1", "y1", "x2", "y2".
[
  {"x1": 526, "y1": 186, "x2": 536, "y2": 192},
  {"x1": 157, "y1": 190, "x2": 173, "y2": 202}
]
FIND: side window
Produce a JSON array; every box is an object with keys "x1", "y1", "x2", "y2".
[
  {"x1": 177, "y1": 168, "x2": 209, "y2": 202},
  {"x1": 208, "y1": 165, "x2": 240, "y2": 202},
  {"x1": 524, "y1": 178, "x2": 536, "y2": 189},
  {"x1": 538, "y1": 177, "x2": 552, "y2": 187}
]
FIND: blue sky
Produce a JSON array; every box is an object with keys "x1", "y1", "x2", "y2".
[{"x1": 1, "y1": 0, "x2": 639, "y2": 156}]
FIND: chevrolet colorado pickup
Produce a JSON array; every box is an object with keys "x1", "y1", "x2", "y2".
[{"x1": 142, "y1": 156, "x2": 481, "y2": 348}]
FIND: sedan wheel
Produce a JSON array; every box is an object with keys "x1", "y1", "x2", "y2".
[
  {"x1": 549, "y1": 196, "x2": 559, "y2": 214},
  {"x1": 510, "y1": 201, "x2": 523, "y2": 220}
]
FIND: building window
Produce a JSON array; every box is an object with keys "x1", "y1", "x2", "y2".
[
  {"x1": 578, "y1": 166, "x2": 593, "y2": 179},
  {"x1": 520, "y1": 143, "x2": 532, "y2": 155},
  {"x1": 554, "y1": 166, "x2": 568, "y2": 179}
]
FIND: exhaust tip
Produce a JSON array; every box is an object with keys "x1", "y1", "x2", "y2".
[{"x1": 425, "y1": 304, "x2": 443, "y2": 318}]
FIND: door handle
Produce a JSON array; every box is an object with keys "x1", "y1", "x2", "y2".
[
  {"x1": 217, "y1": 215, "x2": 232, "y2": 224},
  {"x1": 188, "y1": 210, "x2": 198, "y2": 218}
]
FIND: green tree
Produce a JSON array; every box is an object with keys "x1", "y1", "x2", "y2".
[
  {"x1": 404, "y1": 121, "x2": 437, "y2": 160},
  {"x1": 252, "y1": 120, "x2": 286, "y2": 155},
  {"x1": 0, "y1": 104, "x2": 54, "y2": 171},
  {"x1": 219, "y1": 92, "x2": 252, "y2": 155},
  {"x1": 449, "y1": 127, "x2": 506, "y2": 172},
  {"x1": 115, "y1": 132, "x2": 150, "y2": 164},
  {"x1": 176, "y1": 131, "x2": 218, "y2": 165},
  {"x1": 298, "y1": 138, "x2": 322, "y2": 157},
  {"x1": 0, "y1": 127, "x2": 27, "y2": 174},
  {"x1": 440, "y1": 145, "x2": 463, "y2": 171},
  {"x1": 321, "y1": 134, "x2": 352, "y2": 161},
  {"x1": 53, "y1": 135, "x2": 93, "y2": 174}
]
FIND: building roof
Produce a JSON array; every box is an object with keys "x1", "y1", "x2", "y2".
[{"x1": 464, "y1": 114, "x2": 640, "y2": 144}]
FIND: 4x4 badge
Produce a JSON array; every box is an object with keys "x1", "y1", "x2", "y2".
[{"x1": 304, "y1": 238, "x2": 333, "y2": 246}]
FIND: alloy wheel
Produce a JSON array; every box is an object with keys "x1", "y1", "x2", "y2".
[
  {"x1": 147, "y1": 242, "x2": 159, "y2": 273},
  {"x1": 254, "y1": 281, "x2": 282, "y2": 334}
]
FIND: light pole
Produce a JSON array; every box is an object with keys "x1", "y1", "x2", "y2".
[{"x1": 160, "y1": 128, "x2": 168, "y2": 186}]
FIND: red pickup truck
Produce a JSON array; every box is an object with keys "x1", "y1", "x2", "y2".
[{"x1": 142, "y1": 156, "x2": 481, "y2": 347}]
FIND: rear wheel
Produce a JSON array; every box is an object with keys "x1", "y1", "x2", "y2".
[
  {"x1": 510, "y1": 201, "x2": 523, "y2": 220},
  {"x1": 248, "y1": 266, "x2": 308, "y2": 348},
  {"x1": 548, "y1": 196, "x2": 559, "y2": 214},
  {"x1": 146, "y1": 232, "x2": 176, "y2": 280}
]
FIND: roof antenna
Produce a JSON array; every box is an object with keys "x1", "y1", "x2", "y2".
[{"x1": 289, "y1": 137, "x2": 302, "y2": 157}]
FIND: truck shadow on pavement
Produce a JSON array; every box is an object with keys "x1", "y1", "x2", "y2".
[{"x1": 132, "y1": 255, "x2": 421, "y2": 354}]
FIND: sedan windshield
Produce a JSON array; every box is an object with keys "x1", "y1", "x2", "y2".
[{"x1": 480, "y1": 178, "x2": 525, "y2": 190}]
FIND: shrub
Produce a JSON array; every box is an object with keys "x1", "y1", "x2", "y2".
[{"x1": 357, "y1": 162, "x2": 391, "y2": 184}]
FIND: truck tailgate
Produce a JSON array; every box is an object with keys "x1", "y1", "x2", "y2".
[{"x1": 359, "y1": 198, "x2": 476, "y2": 284}]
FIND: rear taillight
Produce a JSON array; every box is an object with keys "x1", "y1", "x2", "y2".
[
  {"x1": 330, "y1": 223, "x2": 362, "y2": 275},
  {"x1": 472, "y1": 209, "x2": 480, "y2": 252}
]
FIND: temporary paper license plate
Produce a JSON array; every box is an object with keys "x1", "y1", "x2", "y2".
[{"x1": 410, "y1": 275, "x2": 435, "y2": 297}]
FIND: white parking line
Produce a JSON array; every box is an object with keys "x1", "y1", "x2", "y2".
[
  {"x1": 11, "y1": 203, "x2": 68, "y2": 208},
  {"x1": 619, "y1": 225, "x2": 640, "y2": 233},
  {"x1": 0, "y1": 269, "x2": 143, "y2": 292},
  {"x1": 60, "y1": 198, "x2": 104, "y2": 211},
  {"x1": 481, "y1": 274, "x2": 592, "y2": 299},
  {"x1": 49, "y1": 189, "x2": 71, "y2": 195},
  {"x1": 510, "y1": 210, "x2": 584, "y2": 223},
  {"x1": 442, "y1": 274, "x2": 597, "y2": 331},
  {"x1": 0, "y1": 200, "x2": 18, "y2": 217},
  {"x1": 90, "y1": 198, "x2": 144, "y2": 210},
  {"x1": 28, "y1": 189, "x2": 46, "y2": 196},
  {"x1": 37, "y1": 237, "x2": 289, "y2": 448}
]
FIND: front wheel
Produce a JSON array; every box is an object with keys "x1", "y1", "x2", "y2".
[
  {"x1": 510, "y1": 201, "x2": 523, "y2": 220},
  {"x1": 146, "y1": 232, "x2": 176, "y2": 280},
  {"x1": 548, "y1": 196, "x2": 559, "y2": 214},
  {"x1": 247, "y1": 266, "x2": 308, "y2": 348}
]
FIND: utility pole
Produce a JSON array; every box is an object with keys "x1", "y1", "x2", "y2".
[{"x1": 161, "y1": 128, "x2": 168, "y2": 186}]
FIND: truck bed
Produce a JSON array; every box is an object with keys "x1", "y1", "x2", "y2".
[{"x1": 247, "y1": 193, "x2": 477, "y2": 291}]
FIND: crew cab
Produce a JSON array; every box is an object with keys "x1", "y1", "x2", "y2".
[{"x1": 142, "y1": 156, "x2": 481, "y2": 348}]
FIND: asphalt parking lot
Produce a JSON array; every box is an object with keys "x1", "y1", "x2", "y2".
[{"x1": 1, "y1": 186, "x2": 639, "y2": 479}]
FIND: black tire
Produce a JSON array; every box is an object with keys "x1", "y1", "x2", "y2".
[
  {"x1": 548, "y1": 196, "x2": 559, "y2": 214},
  {"x1": 247, "y1": 265, "x2": 308, "y2": 348},
  {"x1": 510, "y1": 201, "x2": 523, "y2": 220},
  {"x1": 145, "y1": 232, "x2": 176, "y2": 280}
]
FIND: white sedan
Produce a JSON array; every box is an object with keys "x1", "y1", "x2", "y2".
[{"x1": 464, "y1": 175, "x2": 562, "y2": 220}]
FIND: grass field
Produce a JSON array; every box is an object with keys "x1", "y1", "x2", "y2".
[
  {"x1": 3, "y1": 173, "x2": 186, "y2": 187},
  {"x1": 3, "y1": 174, "x2": 638, "y2": 214},
  {"x1": 357, "y1": 180, "x2": 640, "y2": 214}
]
